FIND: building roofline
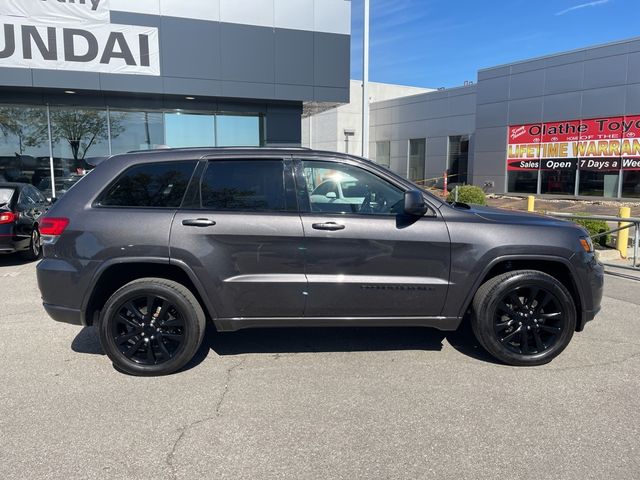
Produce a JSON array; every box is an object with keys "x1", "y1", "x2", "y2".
[{"x1": 478, "y1": 35, "x2": 640, "y2": 73}]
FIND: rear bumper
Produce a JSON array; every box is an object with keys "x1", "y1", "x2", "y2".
[
  {"x1": 0, "y1": 231, "x2": 20, "y2": 253},
  {"x1": 43, "y1": 303, "x2": 83, "y2": 326}
]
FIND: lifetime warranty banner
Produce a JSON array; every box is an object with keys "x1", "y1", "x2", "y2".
[
  {"x1": 507, "y1": 116, "x2": 640, "y2": 171},
  {"x1": 0, "y1": 0, "x2": 160, "y2": 76}
]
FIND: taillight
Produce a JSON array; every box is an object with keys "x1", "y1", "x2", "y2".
[
  {"x1": 40, "y1": 217, "x2": 70, "y2": 236},
  {"x1": 0, "y1": 212, "x2": 18, "y2": 224}
]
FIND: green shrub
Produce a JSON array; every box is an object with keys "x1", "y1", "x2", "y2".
[
  {"x1": 572, "y1": 216, "x2": 610, "y2": 247},
  {"x1": 447, "y1": 185, "x2": 487, "y2": 206}
]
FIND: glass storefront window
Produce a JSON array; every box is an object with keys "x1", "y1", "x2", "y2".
[
  {"x1": 2, "y1": 103, "x2": 262, "y2": 197},
  {"x1": 110, "y1": 111, "x2": 165, "y2": 154},
  {"x1": 448, "y1": 135, "x2": 469, "y2": 184},
  {"x1": 622, "y1": 171, "x2": 640, "y2": 198},
  {"x1": 50, "y1": 106, "x2": 110, "y2": 169},
  {"x1": 579, "y1": 170, "x2": 620, "y2": 197},
  {"x1": 165, "y1": 113, "x2": 216, "y2": 148},
  {"x1": 0, "y1": 105, "x2": 50, "y2": 186},
  {"x1": 408, "y1": 138, "x2": 426, "y2": 183},
  {"x1": 216, "y1": 115, "x2": 261, "y2": 147},
  {"x1": 541, "y1": 169, "x2": 576, "y2": 195},
  {"x1": 375, "y1": 141, "x2": 390, "y2": 168},
  {"x1": 508, "y1": 170, "x2": 539, "y2": 194}
]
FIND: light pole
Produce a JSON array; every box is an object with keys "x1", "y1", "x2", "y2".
[{"x1": 361, "y1": 0, "x2": 370, "y2": 158}]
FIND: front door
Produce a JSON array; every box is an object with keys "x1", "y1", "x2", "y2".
[
  {"x1": 296, "y1": 158, "x2": 451, "y2": 318},
  {"x1": 170, "y1": 157, "x2": 307, "y2": 319}
]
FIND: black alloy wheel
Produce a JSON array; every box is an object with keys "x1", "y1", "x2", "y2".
[
  {"x1": 493, "y1": 286, "x2": 565, "y2": 355},
  {"x1": 471, "y1": 270, "x2": 576, "y2": 366},
  {"x1": 99, "y1": 278, "x2": 206, "y2": 376},
  {"x1": 111, "y1": 295, "x2": 186, "y2": 366}
]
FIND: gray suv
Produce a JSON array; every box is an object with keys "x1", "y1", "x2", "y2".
[{"x1": 37, "y1": 148, "x2": 604, "y2": 375}]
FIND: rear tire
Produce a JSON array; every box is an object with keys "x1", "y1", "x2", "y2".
[
  {"x1": 471, "y1": 270, "x2": 576, "y2": 366},
  {"x1": 21, "y1": 228, "x2": 42, "y2": 261},
  {"x1": 99, "y1": 278, "x2": 206, "y2": 376}
]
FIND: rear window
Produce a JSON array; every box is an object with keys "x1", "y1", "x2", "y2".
[
  {"x1": 0, "y1": 188, "x2": 15, "y2": 207},
  {"x1": 99, "y1": 161, "x2": 197, "y2": 208}
]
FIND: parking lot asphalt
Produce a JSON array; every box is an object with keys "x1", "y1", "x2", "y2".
[{"x1": 1, "y1": 256, "x2": 639, "y2": 480}]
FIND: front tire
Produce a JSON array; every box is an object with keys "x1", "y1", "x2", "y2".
[
  {"x1": 99, "y1": 278, "x2": 206, "y2": 376},
  {"x1": 471, "y1": 270, "x2": 576, "y2": 366}
]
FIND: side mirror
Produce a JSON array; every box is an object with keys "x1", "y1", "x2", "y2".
[
  {"x1": 326, "y1": 192, "x2": 337, "y2": 199},
  {"x1": 404, "y1": 190, "x2": 428, "y2": 216}
]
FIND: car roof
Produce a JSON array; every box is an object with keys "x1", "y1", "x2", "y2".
[
  {"x1": 107, "y1": 147, "x2": 374, "y2": 164},
  {"x1": 0, "y1": 182, "x2": 28, "y2": 190}
]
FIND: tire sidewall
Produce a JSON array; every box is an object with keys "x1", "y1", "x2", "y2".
[
  {"x1": 99, "y1": 282, "x2": 203, "y2": 376},
  {"x1": 22, "y1": 228, "x2": 42, "y2": 261},
  {"x1": 476, "y1": 272, "x2": 576, "y2": 366}
]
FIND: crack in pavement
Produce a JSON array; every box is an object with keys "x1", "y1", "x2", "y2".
[
  {"x1": 165, "y1": 357, "x2": 247, "y2": 480},
  {"x1": 543, "y1": 351, "x2": 640, "y2": 372}
]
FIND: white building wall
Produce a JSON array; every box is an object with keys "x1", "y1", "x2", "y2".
[
  {"x1": 302, "y1": 80, "x2": 432, "y2": 157},
  {"x1": 369, "y1": 85, "x2": 477, "y2": 183}
]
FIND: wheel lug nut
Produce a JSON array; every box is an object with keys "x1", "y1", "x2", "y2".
[{"x1": 144, "y1": 338, "x2": 149, "y2": 343}]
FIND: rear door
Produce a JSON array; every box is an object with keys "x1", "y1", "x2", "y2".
[
  {"x1": 296, "y1": 157, "x2": 451, "y2": 318},
  {"x1": 170, "y1": 157, "x2": 306, "y2": 319}
]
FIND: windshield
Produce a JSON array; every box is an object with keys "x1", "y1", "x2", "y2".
[{"x1": 0, "y1": 188, "x2": 15, "y2": 207}]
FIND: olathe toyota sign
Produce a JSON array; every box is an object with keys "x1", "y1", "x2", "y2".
[{"x1": 508, "y1": 117, "x2": 640, "y2": 173}]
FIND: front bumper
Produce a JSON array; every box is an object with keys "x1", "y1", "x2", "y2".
[
  {"x1": 576, "y1": 255, "x2": 604, "y2": 331},
  {"x1": 42, "y1": 303, "x2": 83, "y2": 326}
]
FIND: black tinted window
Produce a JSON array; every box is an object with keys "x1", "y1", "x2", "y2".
[
  {"x1": 201, "y1": 160, "x2": 287, "y2": 211},
  {"x1": 100, "y1": 161, "x2": 196, "y2": 208}
]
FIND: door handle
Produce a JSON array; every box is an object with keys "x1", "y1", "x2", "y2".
[
  {"x1": 312, "y1": 222, "x2": 345, "y2": 231},
  {"x1": 182, "y1": 218, "x2": 216, "y2": 227}
]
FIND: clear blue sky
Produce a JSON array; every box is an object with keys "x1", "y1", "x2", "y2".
[{"x1": 351, "y1": 0, "x2": 640, "y2": 88}]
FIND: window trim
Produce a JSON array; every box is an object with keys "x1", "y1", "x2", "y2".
[{"x1": 93, "y1": 160, "x2": 199, "y2": 210}]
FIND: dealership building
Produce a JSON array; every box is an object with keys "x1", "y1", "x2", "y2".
[
  {"x1": 367, "y1": 36, "x2": 640, "y2": 199},
  {"x1": 0, "y1": 0, "x2": 350, "y2": 194},
  {"x1": 2, "y1": 1, "x2": 640, "y2": 202}
]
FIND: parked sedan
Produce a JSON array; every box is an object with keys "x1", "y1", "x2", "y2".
[{"x1": 0, "y1": 183, "x2": 49, "y2": 260}]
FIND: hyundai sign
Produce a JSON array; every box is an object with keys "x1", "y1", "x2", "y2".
[{"x1": 0, "y1": 0, "x2": 160, "y2": 75}]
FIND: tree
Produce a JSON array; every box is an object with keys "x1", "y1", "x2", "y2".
[
  {"x1": 49, "y1": 109, "x2": 123, "y2": 161},
  {"x1": 0, "y1": 106, "x2": 48, "y2": 154}
]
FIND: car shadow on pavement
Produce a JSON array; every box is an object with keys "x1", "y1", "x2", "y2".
[
  {"x1": 71, "y1": 327, "x2": 104, "y2": 355},
  {"x1": 444, "y1": 319, "x2": 503, "y2": 365},
  {"x1": 71, "y1": 319, "x2": 502, "y2": 374},
  {"x1": 0, "y1": 253, "x2": 37, "y2": 267},
  {"x1": 208, "y1": 321, "x2": 502, "y2": 365},
  {"x1": 207, "y1": 326, "x2": 448, "y2": 356}
]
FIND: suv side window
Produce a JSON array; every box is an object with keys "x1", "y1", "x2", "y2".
[
  {"x1": 301, "y1": 160, "x2": 405, "y2": 215},
  {"x1": 99, "y1": 161, "x2": 197, "y2": 208},
  {"x1": 201, "y1": 160, "x2": 290, "y2": 212}
]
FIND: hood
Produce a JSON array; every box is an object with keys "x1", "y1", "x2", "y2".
[{"x1": 458, "y1": 204, "x2": 581, "y2": 229}]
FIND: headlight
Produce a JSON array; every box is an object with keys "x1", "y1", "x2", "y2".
[{"x1": 579, "y1": 236, "x2": 594, "y2": 253}]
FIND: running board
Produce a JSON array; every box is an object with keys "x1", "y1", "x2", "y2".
[{"x1": 214, "y1": 316, "x2": 462, "y2": 332}]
